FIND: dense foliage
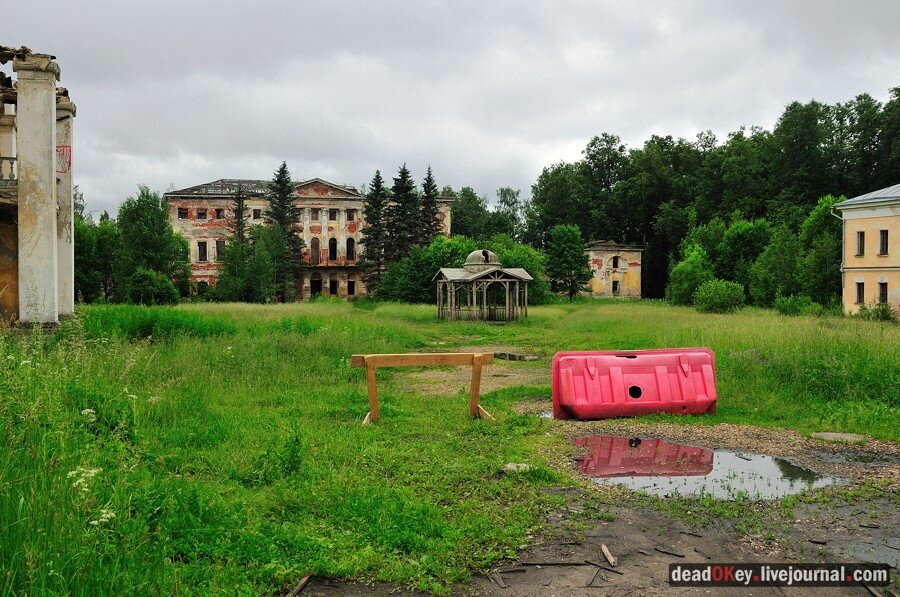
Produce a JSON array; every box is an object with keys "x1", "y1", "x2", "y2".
[
  {"x1": 462, "y1": 85, "x2": 900, "y2": 302},
  {"x1": 693, "y1": 279, "x2": 746, "y2": 313},
  {"x1": 544, "y1": 224, "x2": 592, "y2": 301}
]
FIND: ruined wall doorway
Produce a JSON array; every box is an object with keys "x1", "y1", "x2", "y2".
[
  {"x1": 310, "y1": 272, "x2": 322, "y2": 296},
  {"x1": 310, "y1": 238, "x2": 320, "y2": 266}
]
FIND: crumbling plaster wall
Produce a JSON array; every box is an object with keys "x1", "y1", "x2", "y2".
[{"x1": 587, "y1": 248, "x2": 642, "y2": 298}]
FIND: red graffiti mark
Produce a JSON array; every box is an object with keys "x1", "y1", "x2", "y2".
[{"x1": 56, "y1": 145, "x2": 71, "y2": 174}]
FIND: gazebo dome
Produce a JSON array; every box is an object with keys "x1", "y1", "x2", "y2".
[{"x1": 464, "y1": 249, "x2": 500, "y2": 272}]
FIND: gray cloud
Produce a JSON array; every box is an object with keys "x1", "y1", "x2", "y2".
[{"x1": 5, "y1": 0, "x2": 899, "y2": 216}]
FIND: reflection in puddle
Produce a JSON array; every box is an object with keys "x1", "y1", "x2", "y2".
[{"x1": 573, "y1": 435, "x2": 839, "y2": 500}]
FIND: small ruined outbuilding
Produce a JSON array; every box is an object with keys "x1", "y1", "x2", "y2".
[
  {"x1": 434, "y1": 250, "x2": 532, "y2": 321},
  {"x1": 585, "y1": 241, "x2": 643, "y2": 298},
  {"x1": 1, "y1": 46, "x2": 76, "y2": 324}
]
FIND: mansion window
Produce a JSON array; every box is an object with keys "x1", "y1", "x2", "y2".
[
  {"x1": 197, "y1": 209, "x2": 207, "y2": 220},
  {"x1": 346, "y1": 238, "x2": 356, "y2": 260},
  {"x1": 253, "y1": 209, "x2": 262, "y2": 220},
  {"x1": 311, "y1": 208, "x2": 320, "y2": 220},
  {"x1": 198, "y1": 241, "x2": 208, "y2": 262},
  {"x1": 879, "y1": 282, "x2": 888, "y2": 304},
  {"x1": 216, "y1": 239, "x2": 225, "y2": 260},
  {"x1": 856, "y1": 282, "x2": 864, "y2": 304},
  {"x1": 612, "y1": 280, "x2": 620, "y2": 294},
  {"x1": 328, "y1": 238, "x2": 338, "y2": 261},
  {"x1": 346, "y1": 209, "x2": 356, "y2": 222},
  {"x1": 215, "y1": 208, "x2": 225, "y2": 219},
  {"x1": 348, "y1": 280, "x2": 356, "y2": 296},
  {"x1": 856, "y1": 231, "x2": 865, "y2": 256},
  {"x1": 329, "y1": 280, "x2": 338, "y2": 295},
  {"x1": 177, "y1": 207, "x2": 188, "y2": 219},
  {"x1": 310, "y1": 238, "x2": 320, "y2": 265},
  {"x1": 880, "y1": 230, "x2": 889, "y2": 255},
  {"x1": 612, "y1": 256, "x2": 620, "y2": 268},
  {"x1": 329, "y1": 209, "x2": 339, "y2": 221}
]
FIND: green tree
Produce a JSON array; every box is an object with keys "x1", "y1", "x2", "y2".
[
  {"x1": 361, "y1": 170, "x2": 390, "y2": 292},
  {"x1": 797, "y1": 195, "x2": 843, "y2": 304},
  {"x1": 379, "y1": 235, "x2": 478, "y2": 303},
  {"x1": 484, "y1": 234, "x2": 549, "y2": 304},
  {"x1": 545, "y1": 224, "x2": 591, "y2": 301},
  {"x1": 265, "y1": 162, "x2": 304, "y2": 302},
  {"x1": 418, "y1": 166, "x2": 443, "y2": 245},
  {"x1": 714, "y1": 218, "x2": 772, "y2": 295},
  {"x1": 73, "y1": 217, "x2": 101, "y2": 303},
  {"x1": 213, "y1": 185, "x2": 256, "y2": 302},
  {"x1": 114, "y1": 186, "x2": 188, "y2": 301},
  {"x1": 493, "y1": 187, "x2": 524, "y2": 239},
  {"x1": 748, "y1": 225, "x2": 802, "y2": 307},
  {"x1": 449, "y1": 186, "x2": 489, "y2": 240},
  {"x1": 666, "y1": 245, "x2": 714, "y2": 306},
  {"x1": 95, "y1": 212, "x2": 121, "y2": 299},
  {"x1": 385, "y1": 164, "x2": 420, "y2": 262}
]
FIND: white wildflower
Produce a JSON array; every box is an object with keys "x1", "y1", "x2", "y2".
[
  {"x1": 67, "y1": 466, "x2": 102, "y2": 494},
  {"x1": 81, "y1": 408, "x2": 97, "y2": 423},
  {"x1": 89, "y1": 508, "x2": 116, "y2": 526}
]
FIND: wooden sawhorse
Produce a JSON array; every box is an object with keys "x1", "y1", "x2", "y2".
[{"x1": 350, "y1": 353, "x2": 495, "y2": 425}]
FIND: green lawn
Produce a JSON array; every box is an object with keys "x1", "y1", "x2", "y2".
[{"x1": 1, "y1": 300, "x2": 897, "y2": 594}]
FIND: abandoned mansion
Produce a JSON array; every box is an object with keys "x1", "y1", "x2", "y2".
[{"x1": 165, "y1": 178, "x2": 452, "y2": 298}]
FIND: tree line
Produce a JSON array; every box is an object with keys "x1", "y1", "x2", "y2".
[{"x1": 449, "y1": 84, "x2": 900, "y2": 306}]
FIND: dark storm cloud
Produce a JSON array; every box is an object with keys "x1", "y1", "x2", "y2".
[{"x1": 5, "y1": 0, "x2": 899, "y2": 216}]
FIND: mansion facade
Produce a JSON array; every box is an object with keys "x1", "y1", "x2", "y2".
[{"x1": 164, "y1": 178, "x2": 452, "y2": 298}]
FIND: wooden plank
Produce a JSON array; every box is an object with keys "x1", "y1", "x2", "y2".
[
  {"x1": 476, "y1": 405, "x2": 494, "y2": 420},
  {"x1": 469, "y1": 353, "x2": 484, "y2": 416},
  {"x1": 365, "y1": 359, "x2": 379, "y2": 422},
  {"x1": 351, "y1": 353, "x2": 494, "y2": 368},
  {"x1": 600, "y1": 544, "x2": 617, "y2": 567}
]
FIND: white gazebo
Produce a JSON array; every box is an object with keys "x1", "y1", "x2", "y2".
[{"x1": 434, "y1": 250, "x2": 532, "y2": 321}]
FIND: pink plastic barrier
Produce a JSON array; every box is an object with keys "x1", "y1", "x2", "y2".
[{"x1": 552, "y1": 348, "x2": 717, "y2": 420}]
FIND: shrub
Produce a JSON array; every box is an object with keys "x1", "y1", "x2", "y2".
[
  {"x1": 856, "y1": 303, "x2": 898, "y2": 323},
  {"x1": 774, "y1": 294, "x2": 823, "y2": 317},
  {"x1": 666, "y1": 246, "x2": 714, "y2": 306},
  {"x1": 125, "y1": 268, "x2": 179, "y2": 306},
  {"x1": 693, "y1": 279, "x2": 745, "y2": 313}
]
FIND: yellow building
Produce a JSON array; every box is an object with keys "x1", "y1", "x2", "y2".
[
  {"x1": 585, "y1": 241, "x2": 643, "y2": 298},
  {"x1": 834, "y1": 184, "x2": 900, "y2": 314}
]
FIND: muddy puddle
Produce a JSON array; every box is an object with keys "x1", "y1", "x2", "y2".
[{"x1": 572, "y1": 435, "x2": 840, "y2": 500}]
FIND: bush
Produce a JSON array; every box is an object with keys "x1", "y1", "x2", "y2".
[
  {"x1": 125, "y1": 268, "x2": 179, "y2": 305},
  {"x1": 693, "y1": 279, "x2": 745, "y2": 313},
  {"x1": 856, "y1": 303, "x2": 898, "y2": 323},
  {"x1": 774, "y1": 294, "x2": 822, "y2": 317},
  {"x1": 666, "y1": 246, "x2": 714, "y2": 306}
]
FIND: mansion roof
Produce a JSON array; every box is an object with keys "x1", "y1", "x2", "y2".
[{"x1": 165, "y1": 178, "x2": 362, "y2": 199}]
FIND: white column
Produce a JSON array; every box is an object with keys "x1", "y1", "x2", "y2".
[
  {"x1": 56, "y1": 95, "x2": 75, "y2": 316},
  {"x1": 338, "y1": 208, "x2": 347, "y2": 260},
  {"x1": 302, "y1": 207, "x2": 310, "y2": 247},
  {"x1": 14, "y1": 54, "x2": 60, "y2": 324}
]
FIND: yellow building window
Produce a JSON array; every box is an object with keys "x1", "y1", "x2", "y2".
[
  {"x1": 856, "y1": 231, "x2": 865, "y2": 256},
  {"x1": 879, "y1": 230, "x2": 889, "y2": 255},
  {"x1": 855, "y1": 282, "x2": 864, "y2": 304}
]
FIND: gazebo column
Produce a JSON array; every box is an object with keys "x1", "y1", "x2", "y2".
[
  {"x1": 14, "y1": 53, "x2": 60, "y2": 324},
  {"x1": 56, "y1": 94, "x2": 75, "y2": 316}
]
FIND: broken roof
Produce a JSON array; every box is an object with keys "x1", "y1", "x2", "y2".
[
  {"x1": 434, "y1": 266, "x2": 534, "y2": 282},
  {"x1": 165, "y1": 177, "x2": 361, "y2": 198},
  {"x1": 834, "y1": 182, "x2": 900, "y2": 209},
  {"x1": 585, "y1": 240, "x2": 644, "y2": 251}
]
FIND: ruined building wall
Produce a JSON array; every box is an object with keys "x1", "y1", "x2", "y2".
[
  {"x1": 587, "y1": 247, "x2": 643, "y2": 298},
  {"x1": 0, "y1": 204, "x2": 17, "y2": 319}
]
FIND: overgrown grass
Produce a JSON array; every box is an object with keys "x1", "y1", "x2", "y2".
[{"x1": 1, "y1": 301, "x2": 898, "y2": 593}]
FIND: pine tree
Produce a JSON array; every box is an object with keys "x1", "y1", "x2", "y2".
[
  {"x1": 229, "y1": 183, "x2": 249, "y2": 245},
  {"x1": 418, "y1": 166, "x2": 443, "y2": 245},
  {"x1": 265, "y1": 162, "x2": 305, "y2": 302},
  {"x1": 385, "y1": 164, "x2": 419, "y2": 262},
  {"x1": 361, "y1": 170, "x2": 390, "y2": 293}
]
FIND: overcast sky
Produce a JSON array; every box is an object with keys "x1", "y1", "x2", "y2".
[{"x1": 6, "y1": 1, "x2": 900, "y2": 217}]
